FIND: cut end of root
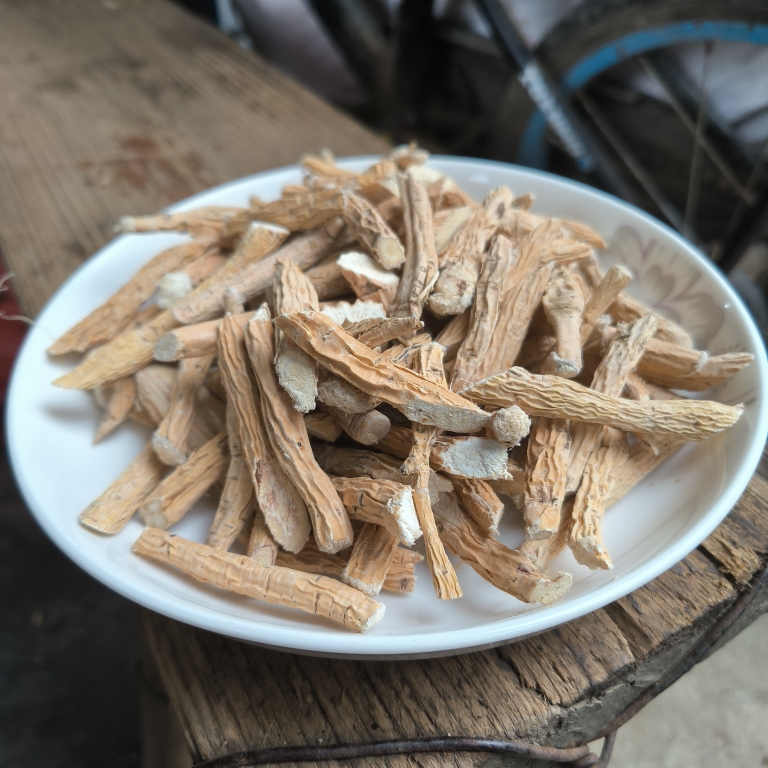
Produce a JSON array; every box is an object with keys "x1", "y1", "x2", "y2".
[
  {"x1": 154, "y1": 334, "x2": 182, "y2": 362},
  {"x1": 489, "y1": 406, "x2": 531, "y2": 445},
  {"x1": 378, "y1": 237, "x2": 406, "y2": 270},
  {"x1": 357, "y1": 602, "x2": 386, "y2": 632},
  {"x1": 139, "y1": 498, "x2": 169, "y2": 529},
  {"x1": 529, "y1": 571, "x2": 573, "y2": 605},
  {"x1": 571, "y1": 537, "x2": 613, "y2": 571},
  {"x1": 387, "y1": 486, "x2": 422, "y2": 547},
  {"x1": 541, "y1": 352, "x2": 580, "y2": 379},
  {"x1": 151, "y1": 434, "x2": 188, "y2": 467},
  {"x1": 115, "y1": 216, "x2": 137, "y2": 233},
  {"x1": 342, "y1": 573, "x2": 381, "y2": 598}
]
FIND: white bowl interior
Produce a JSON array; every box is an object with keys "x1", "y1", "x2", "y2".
[{"x1": 7, "y1": 156, "x2": 767, "y2": 658}]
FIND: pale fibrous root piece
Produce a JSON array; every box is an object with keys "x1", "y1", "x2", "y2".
[
  {"x1": 540, "y1": 266, "x2": 586, "y2": 378},
  {"x1": 154, "y1": 311, "x2": 253, "y2": 362},
  {"x1": 341, "y1": 522, "x2": 399, "y2": 597},
  {"x1": 328, "y1": 476, "x2": 421, "y2": 547},
  {"x1": 316, "y1": 372, "x2": 382, "y2": 413},
  {"x1": 79, "y1": 444, "x2": 168, "y2": 534},
  {"x1": 433, "y1": 206, "x2": 472, "y2": 254},
  {"x1": 139, "y1": 431, "x2": 229, "y2": 529},
  {"x1": 247, "y1": 315, "x2": 353, "y2": 554},
  {"x1": 218, "y1": 313, "x2": 311, "y2": 553},
  {"x1": 487, "y1": 458, "x2": 526, "y2": 505},
  {"x1": 303, "y1": 411, "x2": 343, "y2": 442},
  {"x1": 523, "y1": 418, "x2": 570, "y2": 540},
  {"x1": 430, "y1": 436, "x2": 511, "y2": 480},
  {"x1": 427, "y1": 186, "x2": 516, "y2": 317},
  {"x1": 434, "y1": 310, "x2": 470, "y2": 363},
  {"x1": 496, "y1": 206, "x2": 605, "y2": 250},
  {"x1": 156, "y1": 272, "x2": 193, "y2": 309},
  {"x1": 344, "y1": 315, "x2": 423, "y2": 348},
  {"x1": 206, "y1": 404, "x2": 255, "y2": 551},
  {"x1": 488, "y1": 406, "x2": 531, "y2": 446},
  {"x1": 272, "y1": 257, "x2": 320, "y2": 413},
  {"x1": 304, "y1": 257, "x2": 349, "y2": 301},
  {"x1": 323, "y1": 405, "x2": 391, "y2": 445},
  {"x1": 519, "y1": 498, "x2": 574, "y2": 571},
  {"x1": 336, "y1": 251, "x2": 399, "y2": 311},
  {"x1": 566, "y1": 315, "x2": 657, "y2": 493},
  {"x1": 95, "y1": 376, "x2": 137, "y2": 443},
  {"x1": 461, "y1": 366, "x2": 742, "y2": 442},
  {"x1": 432, "y1": 491, "x2": 572, "y2": 604},
  {"x1": 579, "y1": 264, "x2": 632, "y2": 343},
  {"x1": 402, "y1": 343, "x2": 462, "y2": 600},
  {"x1": 341, "y1": 191, "x2": 405, "y2": 269},
  {"x1": 319, "y1": 299, "x2": 387, "y2": 325},
  {"x1": 248, "y1": 187, "x2": 344, "y2": 230},
  {"x1": 152, "y1": 354, "x2": 214, "y2": 466},
  {"x1": 452, "y1": 478, "x2": 505, "y2": 537},
  {"x1": 449, "y1": 234, "x2": 514, "y2": 391},
  {"x1": 133, "y1": 529, "x2": 385, "y2": 632},
  {"x1": 389, "y1": 168, "x2": 439, "y2": 325},
  {"x1": 248, "y1": 507, "x2": 279, "y2": 566},
  {"x1": 222, "y1": 286, "x2": 245, "y2": 315},
  {"x1": 569, "y1": 428, "x2": 629, "y2": 570},
  {"x1": 275, "y1": 311, "x2": 490, "y2": 433},
  {"x1": 115, "y1": 206, "x2": 245, "y2": 236}
]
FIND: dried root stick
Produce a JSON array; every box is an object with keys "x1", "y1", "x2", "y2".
[
  {"x1": 133, "y1": 529, "x2": 385, "y2": 632},
  {"x1": 152, "y1": 354, "x2": 214, "y2": 465},
  {"x1": 336, "y1": 251, "x2": 399, "y2": 311},
  {"x1": 452, "y1": 478, "x2": 505, "y2": 537},
  {"x1": 155, "y1": 311, "x2": 253, "y2": 362},
  {"x1": 248, "y1": 508, "x2": 279, "y2": 566},
  {"x1": 79, "y1": 444, "x2": 167, "y2": 534},
  {"x1": 323, "y1": 405, "x2": 390, "y2": 445},
  {"x1": 304, "y1": 411, "x2": 343, "y2": 442},
  {"x1": 341, "y1": 523, "x2": 399, "y2": 597},
  {"x1": 540, "y1": 267, "x2": 586, "y2": 378},
  {"x1": 579, "y1": 265, "x2": 632, "y2": 343},
  {"x1": 275, "y1": 311, "x2": 490, "y2": 432},
  {"x1": 435, "y1": 310, "x2": 470, "y2": 363},
  {"x1": 432, "y1": 492, "x2": 571, "y2": 604},
  {"x1": 272, "y1": 257, "x2": 320, "y2": 412},
  {"x1": 305, "y1": 258, "x2": 350, "y2": 302},
  {"x1": 218, "y1": 313, "x2": 311, "y2": 553},
  {"x1": 317, "y1": 373, "x2": 381, "y2": 413},
  {"x1": 115, "y1": 206, "x2": 244, "y2": 236},
  {"x1": 344, "y1": 316, "x2": 423, "y2": 348},
  {"x1": 247, "y1": 315, "x2": 353, "y2": 554},
  {"x1": 341, "y1": 192, "x2": 405, "y2": 269},
  {"x1": 138, "y1": 431, "x2": 229, "y2": 529},
  {"x1": 95, "y1": 376, "x2": 137, "y2": 442},
  {"x1": 249, "y1": 188, "x2": 344, "y2": 230},
  {"x1": 519, "y1": 498, "x2": 574, "y2": 571},
  {"x1": 462, "y1": 366, "x2": 742, "y2": 441}
]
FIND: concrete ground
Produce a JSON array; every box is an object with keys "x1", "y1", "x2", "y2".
[{"x1": 0, "y1": 448, "x2": 766, "y2": 768}]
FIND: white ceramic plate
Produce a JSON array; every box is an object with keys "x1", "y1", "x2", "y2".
[{"x1": 7, "y1": 157, "x2": 768, "y2": 658}]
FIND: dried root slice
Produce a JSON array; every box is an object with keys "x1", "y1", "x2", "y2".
[
  {"x1": 304, "y1": 411, "x2": 343, "y2": 442},
  {"x1": 48, "y1": 241, "x2": 213, "y2": 356},
  {"x1": 138, "y1": 431, "x2": 229, "y2": 529},
  {"x1": 317, "y1": 373, "x2": 382, "y2": 413},
  {"x1": 248, "y1": 508, "x2": 279, "y2": 566},
  {"x1": 580, "y1": 265, "x2": 632, "y2": 343},
  {"x1": 275, "y1": 311, "x2": 490, "y2": 433},
  {"x1": 433, "y1": 206, "x2": 472, "y2": 254},
  {"x1": 206, "y1": 406, "x2": 255, "y2": 551},
  {"x1": 133, "y1": 529, "x2": 385, "y2": 632},
  {"x1": 341, "y1": 192, "x2": 405, "y2": 269},
  {"x1": 336, "y1": 251, "x2": 399, "y2": 311},
  {"x1": 247, "y1": 316, "x2": 353, "y2": 554},
  {"x1": 461, "y1": 367, "x2": 742, "y2": 441},
  {"x1": 450, "y1": 235, "x2": 514, "y2": 391},
  {"x1": 176, "y1": 220, "x2": 348, "y2": 325},
  {"x1": 218, "y1": 314, "x2": 311, "y2": 553},
  {"x1": 569, "y1": 428, "x2": 628, "y2": 570},
  {"x1": 519, "y1": 498, "x2": 573, "y2": 571},
  {"x1": 523, "y1": 418, "x2": 570, "y2": 540},
  {"x1": 540, "y1": 267, "x2": 586, "y2": 378},
  {"x1": 329, "y1": 476, "x2": 421, "y2": 546},
  {"x1": 324, "y1": 405, "x2": 391, "y2": 445},
  {"x1": 341, "y1": 523, "x2": 399, "y2": 597},
  {"x1": 432, "y1": 492, "x2": 571, "y2": 604},
  {"x1": 435, "y1": 310, "x2": 470, "y2": 363},
  {"x1": 431, "y1": 436, "x2": 510, "y2": 480},
  {"x1": 152, "y1": 355, "x2": 214, "y2": 466},
  {"x1": 272, "y1": 257, "x2": 320, "y2": 413},
  {"x1": 95, "y1": 376, "x2": 137, "y2": 443},
  {"x1": 344, "y1": 316, "x2": 423, "y2": 348},
  {"x1": 155, "y1": 311, "x2": 253, "y2": 362},
  {"x1": 304, "y1": 258, "x2": 350, "y2": 301},
  {"x1": 428, "y1": 187, "x2": 516, "y2": 317},
  {"x1": 390, "y1": 169, "x2": 439, "y2": 323},
  {"x1": 452, "y1": 478, "x2": 505, "y2": 537},
  {"x1": 115, "y1": 206, "x2": 245, "y2": 237},
  {"x1": 79, "y1": 444, "x2": 167, "y2": 534},
  {"x1": 488, "y1": 406, "x2": 531, "y2": 446},
  {"x1": 249, "y1": 187, "x2": 344, "y2": 230}
]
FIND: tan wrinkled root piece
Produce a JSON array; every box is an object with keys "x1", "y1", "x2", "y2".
[
  {"x1": 487, "y1": 458, "x2": 526, "y2": 502},
  {"x1": 433, "y1": 206, "x2": 472, "y2": 254},
  {"x1": 403, "y1": 343, "x2": 462, "y2": 600},
  {"x1": 134, "y1": 529, "x2": 385, "y2": 632},
  {"x1": 341, "y1": 192, "x2": 405, "y2": 269},
  {"x1": 272, "y1": 257, "x2": 320, "y2": 413},
  {"x1": 497, "y1": 206, "x2": 605, "y2": 250},
  {"x1": 428, "y1": 187, "x2": 516, "y2": 317},
  {"x1": 488, "y1": 406, "x2": 531, "y2": 445},
  {"x1": 176, "y1": 219, "x2": 349, "y2": 325},
  {"x1": 115, "y1": 206, "x2": 245, "y2": 237},
  {"x1": 435, "y1": 310, "x2": 470, "y2": 362},
  {"x1": 540, "y1": 267, "x2": 586, "y2": 378},
  {"x1": 341, "y1": 522, "x2": 399, "y2": 597},
  {"x1": 249, "y1": 187, "x2": 344, "y2": 230},
  {"x1": 304, "y1": 258, "x2": 350, "y2": 301},
  {"x1": 138, "y1": 431, "x2": 229, "y2": 529},
  {"x1": 452, "y1": 478, "x2": 505, "y2": 536},
  {"x1": 248, "y1": 508, "x2": 279, "y2": 566},
  {"x1": 155, "y1": 311, "x2": 253, "y2": 362},
  {"x1": 152, "y1": 355, "x2": 214, "y2": 465},
  {"x1": 336, "y1": 251, "x2": 399, "y2": 311},
  {"x1": 329, "y1": 476, "x2": 421, "y2": 546},
  {"x1": 247, "y1": 316, "x2": 353, "y2": 554},
  {"x1": 462, "y1": 366, "x2": 742, "y2": 441},
  {"x1": 569, "y1": 428, "x2": 629, "y2": 570},
  {"x1": 316, "y1": 372, "x2": 382, "y2": 413},
  {"x1": 206, "y1": 406, "x2": 255, "y2": 551},
  {"x1": 324, "y1": 405, "x2": 391, "y2": 445},
  {"x1": 95, "y1": 376, "x2": 137, "y2": 443},
  {"x1": 390, "y1": 169, "x2": 439, "y2": 324},
  {"x1": 275, "y1": 311, "x2": 490, "y2": 432},
  {"x1": 345, "y1": 316, "x2": 423, "y2": 348},
  {"x1": 304, "y1": 411, "x2": 343, "y2": 442},
  {"x1": 432, "y1": 492, "x2": 571, "y2": 604},
  {"x1": 519, "y1": 498, "x2": 574, "y2": 571},
  {"x1": 218, "y1": 313, "x2": 311, "y2": 553},
  {"x1": 48, "y1": 240, "x2": 213, "y2": 355},
  {"x1": 579, "y1": 265, "x2": 632, "y2": 343},
  {"x1": 431, "y1": 436, "x2": 511, "y2": 480},
  {"x1": 523, "y1": 418, "x2": 570, "y2": 540},
  {"x1": 79, "y1": 444, "x2": 167, "y2": 534},
  {"x1": 449, "y1": 235, "x2": 514, "y2": 391},
  {"x1": 566, "y1": 316, "x2": 657, "y2": 492}
]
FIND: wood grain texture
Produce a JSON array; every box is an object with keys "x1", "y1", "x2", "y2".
[{"x1": 0, "y1": 0, "x2": 386, "y2": 317}]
